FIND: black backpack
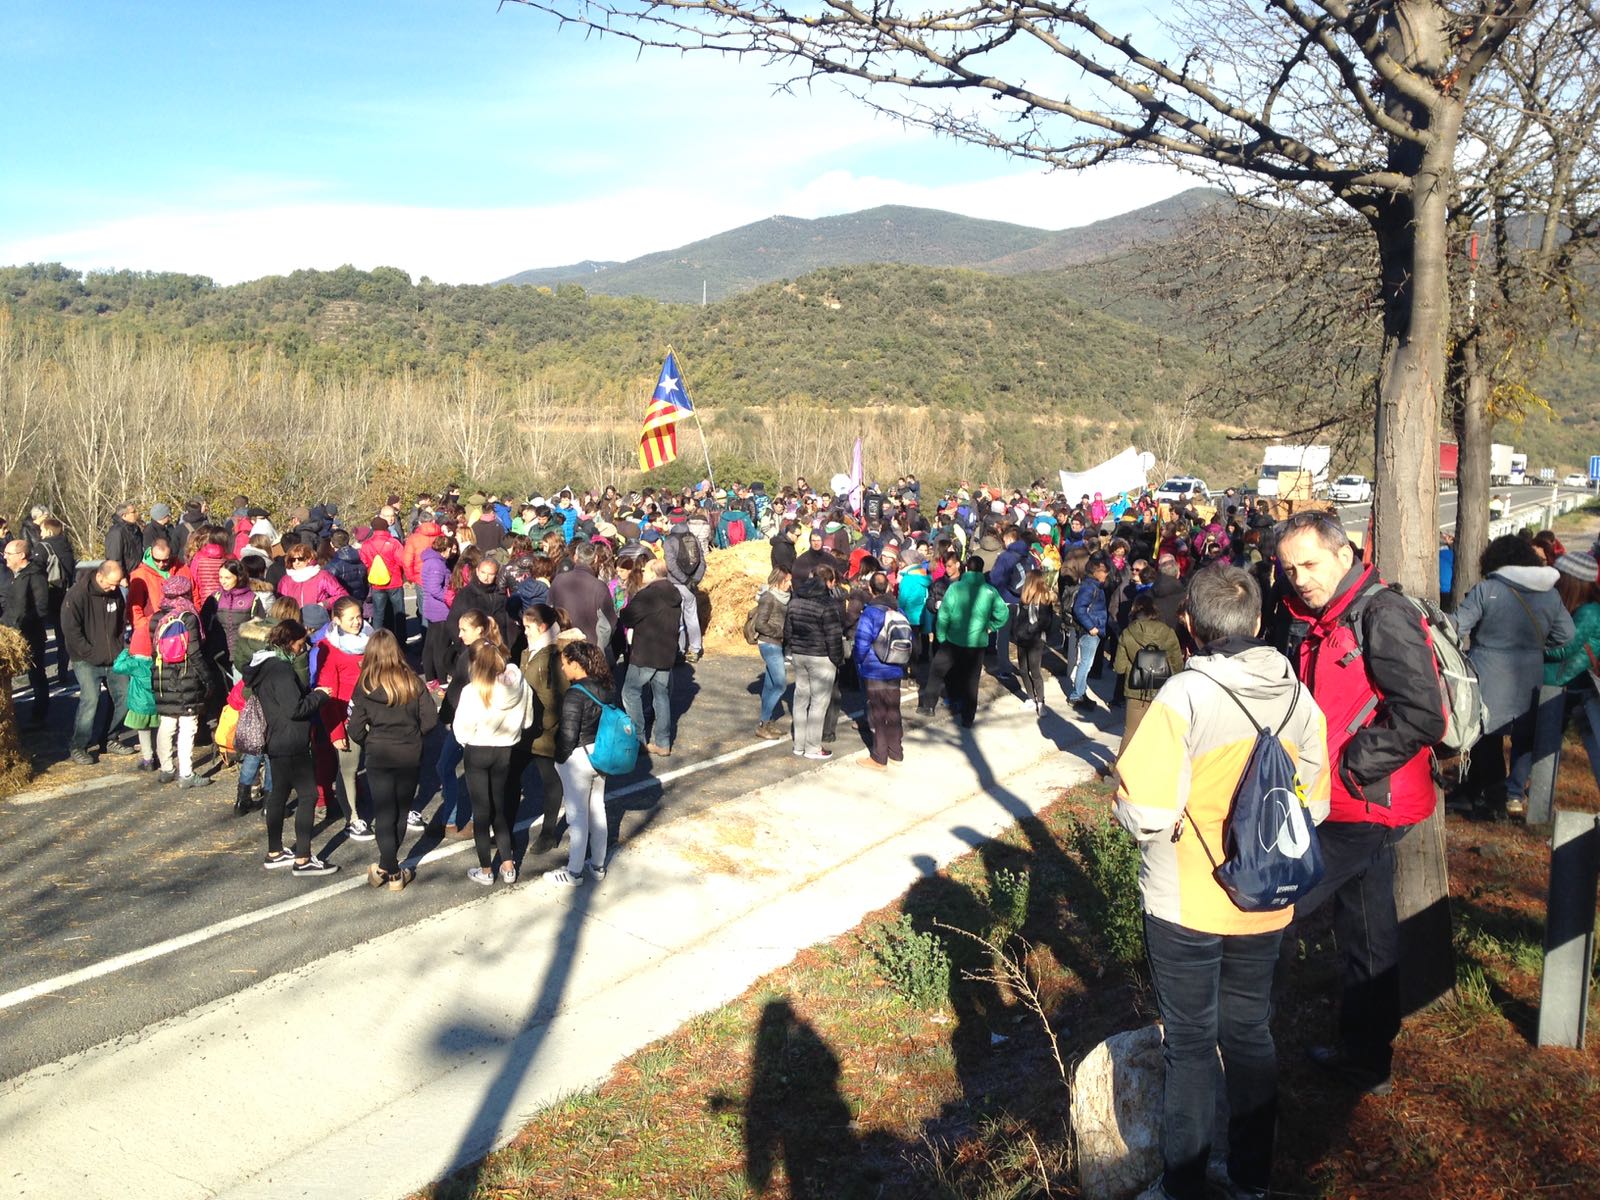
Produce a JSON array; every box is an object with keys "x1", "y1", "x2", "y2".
[{"x1": 1128, "y1": 643, "x2": 1173, "y2": 691}]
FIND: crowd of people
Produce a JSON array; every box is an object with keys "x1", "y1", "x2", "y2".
[{"x1": 4, "y1": 471, "x2": 1600, "y2": 1200}]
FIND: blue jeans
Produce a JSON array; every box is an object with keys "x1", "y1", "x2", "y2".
[
  {"x1": 622, "y1": 664, "x2": 674, "y2": 750},
  {"x1": 1068, "y1": 632, "x2": 1100, "y2": 701},
  {"x1": 758, "y1": 643, "x2": 787, "y2": 723},
  {"x1": 239, "y1": 752, "x2": 272, "y2": 793},
  {"x1": 1144, "y1": 914, "x2": 1281, "y2": 1200},
  {"x1": 435, "y1": 727, "x2": 470, "y2": 828},
  {"x1": 70, "y1": 660, "x2": 129, "y2": 752},
  {"x1": 371, "y1": 587, "x2": 405, "y2": 643}
]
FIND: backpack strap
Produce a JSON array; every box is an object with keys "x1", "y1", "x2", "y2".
[{"x1": 571, "y1": 682, "x2": 606, "y2": 709}]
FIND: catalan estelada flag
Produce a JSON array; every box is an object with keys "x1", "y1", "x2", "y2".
[
  {"x1": 640, "y1": 420, "x2": 680, "y2": 471},
  {"x1": 639, "y1": 352, "x2": 692, "y2": 471}
]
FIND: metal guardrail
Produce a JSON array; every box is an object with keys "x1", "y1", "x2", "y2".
[{"x1": 1487, "y1": 488, "x2": 1590, "y2": 540}]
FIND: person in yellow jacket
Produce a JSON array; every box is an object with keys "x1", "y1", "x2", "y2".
[{"x1": 1114, "y1": 564, "x2": 1330, "y2": 1200}]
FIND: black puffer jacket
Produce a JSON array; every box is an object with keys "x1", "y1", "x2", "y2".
[
  {"x1": 783, "y1": 577, "x2": 845, "y2": 665},
  {"x1": 149, "y1": 610, "x2": 210, "y2": 717},
  {"x1": 445, "y1": 580, "x2": 511, "y2": 649},
  {"x1": 241, "y1": 649, "x2": 324, "y2": 757},
  {"x1": 348, "y1": 680, "x2": 439, "y2": 768},
  {"x1": 556, "y1": 679, "x2": 605, "y2": 764}
]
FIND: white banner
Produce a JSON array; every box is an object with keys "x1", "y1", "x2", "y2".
[{"x1": 1059, "y1": 447, "x2": 1155, "y2": 501}]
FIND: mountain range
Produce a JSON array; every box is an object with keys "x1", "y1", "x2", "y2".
[{"x1": 497, "y1": 189, "x2": 1226, "y2": 303}]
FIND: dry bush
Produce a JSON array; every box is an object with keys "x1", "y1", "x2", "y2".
[{"x1": 0, "y1": 626, "x2": 36, "y2": 796}]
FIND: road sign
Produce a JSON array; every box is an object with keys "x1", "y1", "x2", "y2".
[{"x1": 1590, "y1": 455, "x2": 1600, "y2": 482}]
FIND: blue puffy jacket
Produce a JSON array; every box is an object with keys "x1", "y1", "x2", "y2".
[
  {"x1": 989, "y1": 540, "x2": 1030, "y2": 605},
  {"x1": 852, "y1": 599, "x2": 906, "y2": 682},
  {"x1": 1072, "y1": 577, "x2": 1108, "y2": 633}
]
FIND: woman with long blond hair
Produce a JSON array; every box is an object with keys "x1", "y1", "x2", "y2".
[
  {"x1": 451, "y1": 636, "x2": 533, "y2": 885},
  {"x1": 348, "y1": 629, "x2": 437, "y2": 891}
]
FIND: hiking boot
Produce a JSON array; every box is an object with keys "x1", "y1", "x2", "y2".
[
  {"x1": 388, "y1": 866, "x2": 414, "y2": 892},
  {"x1": 234, "y1": 782, "x2": 258, "y2": 816},
  {"x1": 1306, "y1": 1044, "x2": 1392, "y2": 1096},
  {"x1": 684, "y1": 649, "x2": 703, "y2": 663},
  {"x1": 367, "y1": 863, "x2": 388, "y2": 888},
  {"x1": 645, "y1": 742, "x2": 671, "y2": 757},
  {"x1": 179, "y1": 773, "x2": 213, "y2": 789},
  {"x1": 69, "y1": 748, "x2": 97, "y2": 767},
  {"x1": 157, "y1": 769, "x2": 177, "y2": 784},
  {"x1": 105, "y1": 740, "x2": 139, "y2": 757},
  {"x1": 860, "y1": 757, "x2": 887, "y2": 771},
  {"x1": 755, "y1": 722, "x2": 784, "y2": 740}
]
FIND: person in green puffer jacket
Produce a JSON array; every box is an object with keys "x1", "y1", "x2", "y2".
[{"x1": 920, "y1": 555, "x2": 1011, "y2": 727}]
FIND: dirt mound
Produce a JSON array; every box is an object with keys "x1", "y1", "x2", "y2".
[
  {"x1": 701, "y1": 540, "x2": 773, "y2": 657},
  {"x1": 0, "y1": 626, "x2": 36, "y2": 797}
]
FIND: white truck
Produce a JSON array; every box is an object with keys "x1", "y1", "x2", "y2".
[
  {"x1": 1489, "y1": 443, "x2": 1526, "y2": 486},
  {"x1": 1257, "y1": 444, "x2": 1332, "y2": 498}
]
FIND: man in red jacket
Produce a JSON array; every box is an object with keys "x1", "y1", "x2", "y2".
[{"x1": 1277, "y1": 510, "x2": 1447, "y2": 1096}]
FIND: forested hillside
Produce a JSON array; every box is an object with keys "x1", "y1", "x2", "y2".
[{"x1": 2, "y1": 227, "x2": 1597, "y2": 555}]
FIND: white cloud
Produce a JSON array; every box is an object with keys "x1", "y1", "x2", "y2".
[{"x1": 0, "y1": 160, "x2": 1200, "y2": 285}]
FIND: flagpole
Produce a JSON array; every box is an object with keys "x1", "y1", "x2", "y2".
[{"x1": 667, "y1": 344, "x2": 716, "y2": 493}]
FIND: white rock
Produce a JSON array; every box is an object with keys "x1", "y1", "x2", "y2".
[{"x1": 1072, "y1": 1024, "x2": 1166, "y2": 1200}]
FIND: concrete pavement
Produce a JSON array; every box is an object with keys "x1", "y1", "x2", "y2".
[{"x1": 0, "y1": 686, "x2": 1119, "y2": 1200}]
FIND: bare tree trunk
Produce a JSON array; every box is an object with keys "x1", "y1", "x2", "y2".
[{"x1": 1450, "y1": 334, "x2": 1493, "y2": 607}]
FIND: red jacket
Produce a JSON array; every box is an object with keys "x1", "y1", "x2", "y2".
[
  {"x1": 188, "y1": 543, "x2": 226, "y2": 604},
  {"x1": 316, "y1": 636, "x2": 365, "y2": 742},
  {"x1": 1285, "y1": 564, "x2": 1447, "y2": 827},
  {"x1": 402, "y1": 522, "x2": 441, "y2": 584},
  {"x1": 359, "y1": 531, "x2": 405, "y2": 592}
]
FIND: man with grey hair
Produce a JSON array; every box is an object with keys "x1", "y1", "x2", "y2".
[
  {"x1": 550, "y1": 540, "x2": 614, "y2": 646},
  {"x1": 2, "y1": 539, "x2": 52, "y2": 727},
  {"x1": 1117, "y1": 564, "x2": 1329, "y2": 1200},
  {"x1": 1276, "y1": 508, "x2": 1446, "y2": 1097}
]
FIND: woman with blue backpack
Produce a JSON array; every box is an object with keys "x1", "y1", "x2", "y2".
[{"x1": 549, "y1": 641, "x2": 616, "y2": 888}]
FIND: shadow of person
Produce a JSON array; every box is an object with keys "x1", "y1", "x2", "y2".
[{"x1": 743, "y1": 998, "x2": 865, "y2": 1199}]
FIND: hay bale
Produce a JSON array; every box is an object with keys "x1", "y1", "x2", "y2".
[
  {"x1": 701, "y1": 539, "x2": 774, "y2": 657},
  {"x1": 0, "y1": 626, "x2": 36, "y2": 797}
]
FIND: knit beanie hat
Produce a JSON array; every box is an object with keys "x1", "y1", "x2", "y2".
[
  {"x1": 1555, "y1": 551, "x2": 1598, "y2": 582},
  {"x1": 150, "y1": 502, "x2": 172, "y2": 521},
  {"x1": 161, "y1": 573, "x2": 194, "y2": 599}
]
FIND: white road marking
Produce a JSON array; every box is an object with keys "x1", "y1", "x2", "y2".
[{"x1": 0, "y1": 721, "x2": 813, "y2": 1012}]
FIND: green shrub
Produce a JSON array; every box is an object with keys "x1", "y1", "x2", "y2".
[
  {"x1": 1069, "y1": 814, "x2": 1146, "y2": 966},
  {"x1": 987, "y1": 868, "x2": 1031, "y2": 938},
  {"x1": 868, "y1": 914, "x2": 952, "y2": 1010}
]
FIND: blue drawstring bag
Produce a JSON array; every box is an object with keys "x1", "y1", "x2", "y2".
[{"x1": 1184, "y1": 678, "x2": 1323, "y2": 912}]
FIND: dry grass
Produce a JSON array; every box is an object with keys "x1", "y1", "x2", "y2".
[{"x1": 700, "y1": 540, "x2": 772, "y2": 657}]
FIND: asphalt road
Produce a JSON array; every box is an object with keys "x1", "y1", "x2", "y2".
[{"x1": 0, "y1": 635, "x2": 1073, "y2": 1081}]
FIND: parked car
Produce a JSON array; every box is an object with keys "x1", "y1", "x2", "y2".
[
  {"x1": 1154, "y1": 476, "x2": 1210, "y2": 503},
  {"x1": 1563, "y1": 473, "x2": 1588, "y2": 488},
  {"x1": 1329, "y1": 474, "x2": 1373, "y2": 503}
]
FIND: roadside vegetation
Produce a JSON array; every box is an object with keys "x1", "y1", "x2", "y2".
[{"x1": 418, "y1": 756, "x2": 1600, "y2": 1200}]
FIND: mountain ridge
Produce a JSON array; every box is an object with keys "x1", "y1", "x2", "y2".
[{"x1": 496, "y1": 189, "x2": 1229, "y2": 302}]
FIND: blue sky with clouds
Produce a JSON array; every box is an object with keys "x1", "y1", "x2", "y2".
[{"x1": 1, "y1": 1, "x2": 1192, "y2": 283}]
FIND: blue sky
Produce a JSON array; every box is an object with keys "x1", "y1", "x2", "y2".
[{"x1": 0, "y1": 1, "x2": 1192, "y2": 283}]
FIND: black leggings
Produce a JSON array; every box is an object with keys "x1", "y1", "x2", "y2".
[
  {"x1": 1017, "y1": 640, "x2": 1045, "y2": 704},
  {"x1": 463, "y1": 743, "x2": 516, "y2": 868},
  {"x1": 367, "y1": 763, "x2": 419, "y2": 874},
  {"x1": 531, "y1": 755, "x2": 563, "y2": 842},
  {"x1": 266, "y1": 750, "x2": 318, "y2": 859}
]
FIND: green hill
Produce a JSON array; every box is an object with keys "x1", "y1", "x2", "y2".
[{"x1": 493, "y1": 191, "x2": 1231, "y2": 304}]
